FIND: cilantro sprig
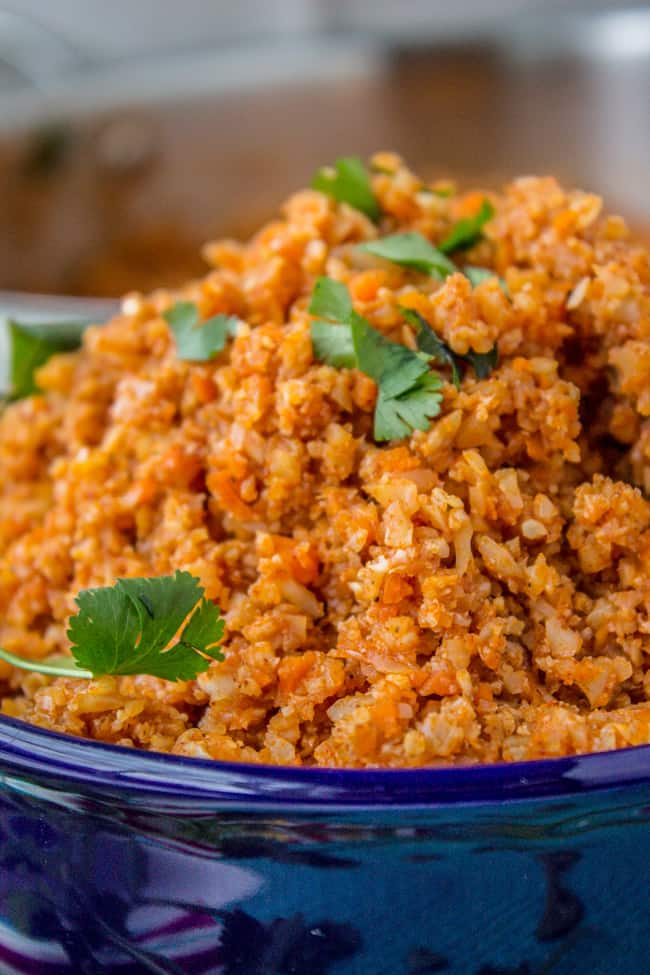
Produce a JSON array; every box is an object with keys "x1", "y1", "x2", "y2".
[
  {"x1": 463, "y1": 266, "x2": 496, "y2": 288},
  {"x1": 309, "y1": 277, "x2": 442, "y2": 441},
  {"x1": 358, "y1": 219, "x2": 505, "y2": 294},
  {"x1": 401, "y1": 307, "x2": 499, "y2": 388},
  {"x1": 464, "y1": 265, "x2": 509, "y2": 296},
  {"x1": 312, "y1": 157, "x2": 381, "y2": 222},
  {"x1": 6, "y1": 318, "x2": 88, "y2": 400},
  {"x1": 0, "y1": 571, "x2": 225, "y2": 683},
  {"x1": 404, "y1": 307, "x2": 463, "y2": 388},
  {"x1": 164, "y1": 301, "x2": 238, "y2": 362},
  {"x1": 465, "y1": 344, "x2": 499, "y2": 379},
  {"x1": 439, "y1": 199, "x2": 494, "y2": 253},
  {"x1": 310, "y1": 278, "x2": 359, "y2": 369},
  {"x1": 374, "y1": 372, "x2": 444, "y2": 441},
  {"x1": 359, "y1": 233, "x2": 456, "y2": 281}
]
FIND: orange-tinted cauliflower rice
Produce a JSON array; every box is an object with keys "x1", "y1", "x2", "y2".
[{"x1": 3, "y1": 153, "x2": 650, "y2": 767}]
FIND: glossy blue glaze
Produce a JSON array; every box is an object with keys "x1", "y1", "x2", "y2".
[{"x1": 0, "y1": 715, "x2": 649, "y2": 974}]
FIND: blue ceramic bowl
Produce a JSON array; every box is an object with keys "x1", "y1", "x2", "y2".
[{"x1": 0, "y1": 715, "x2": 649, "y2": 975}]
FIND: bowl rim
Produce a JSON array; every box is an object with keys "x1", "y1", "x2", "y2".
[{"x1": 1, "y1": 713, "x2": 650, "y2": 808}]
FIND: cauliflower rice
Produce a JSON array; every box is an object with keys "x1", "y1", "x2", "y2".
[{"x1": 3, "y1": 152, "x2": 650, "y2": 767}]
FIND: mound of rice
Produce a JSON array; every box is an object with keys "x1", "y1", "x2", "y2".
[{"x1": 2, "y1": 152, "x2": 650, "y2": 767}]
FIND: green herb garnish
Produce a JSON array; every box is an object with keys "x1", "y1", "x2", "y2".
[
  {"x1": 312, "y1": 157, "x2": 381, "y2": 222},
  {"x1": 401, "y1": 306, "x2": 499, "y2": 388},
  {"x1": 463, "y1": 266, "x2": 495, "y2": 288},
  {"x1": 309, "y1": 278, "x2": 360, "y2": 368},
  {"x1": 164, "y1": 301, "x2": 238, "y2": 361},
  {"x1": 309, "y1": 277, "x2": 442, "y2": 441},
  {"x1": 309, "y1": 277, "x2": 354, "y2": 322},
  {"x1": 310, "y1": 320, "x2": 356, "y2": 368},
  {"x1": 401, "y1": 307, "x2": 462, "y2": 389},
  {"x1": 358, "y1": 232, "x2": 507, "y2": 294},
  {"x1": 0, "y1": 571, "x2": 224, "y2": 682},
  {"x1": 359, "y1": 232, "x2": 456, "y2": 280},
  {"x1": 350, "y1": 313, "x2": 430, "y2": 398},
  {"x1": 7, "y1": 319, "x2": 88, "y2": 400},
  {"x1": 439, "y1": 199, "x2": 495, "y2": 253},
  {"x1": 463, "y1": 265, "x2": 509, "y2": 296},
  {"x1": 465, "y1": 345, "x2": 500, "y2": 379},
  {"x1": 374, "y1": 372, "x2": 444, "y2": 441}
]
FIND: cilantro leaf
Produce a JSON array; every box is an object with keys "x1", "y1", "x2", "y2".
[
  {"x1": 67, "y1": 570, "x2": 224, "y2": 680},
  {"x1": 178, "y1": 597, "x2": 224, "y2": 652},
  {"x1": 359, "y1": 232, "x2": 456, "y2": 280},
  {"x1": 308, "y1": 277, "x2": 353, "y2": 322},
  {"x1": 350, "y1": 314, "x2": 428, "y2": 398},
  {"x1": 7, "y1": 318, "x2": 88, "y2": 400},
  {"x1": 68, "y1": 580, "x2": 141, "y2": 676},
  {"x1": 312, "y1": 157, "x2": 381, "y2": 222},
  {"x1": 465, "y1": 345, "x2": 499, "y2": 379},
  {"x1": 310, "y1": 320, "x2": 356, "y2": 368},
  {"x1": 439, "y1": 200, "x2": 495, "y2": 254},
  {"x1": 400, "y1": 307, "x2": 462, "y2": 389},
  {"x1": 400, "y1": 306, "x2": 498, "y2": 385},
  {"x1": 374, "y1": 372, "x2": 443, "y2": 441},
  {"x1": 463, "y1": 266, "x2": 494, "y2": 288},
  {"x1": 102, "y1": 574, "x2": 207, "y2": 661},
  {"x1": 308, "y1": 278, "x2": 357, "y2": 368},
  {"x1": 164, "y1": 301, "x2": 238, "y2": 362},
  {"x1": 464, "y1": 265, "x2": 509, "y2": 296}
]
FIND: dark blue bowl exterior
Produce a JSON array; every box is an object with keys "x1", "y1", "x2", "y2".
[{"x1": 1, "y1": 718, "x2": 650, "y2": 974}]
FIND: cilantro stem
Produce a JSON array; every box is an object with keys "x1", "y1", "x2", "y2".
[{"x1": 0, "y1": 647, "x2": 92, "y2": 679}]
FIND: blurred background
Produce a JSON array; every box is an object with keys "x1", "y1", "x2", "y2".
[{"x1": 0, "y1": 0, "x2": 648, "y2": 298}]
